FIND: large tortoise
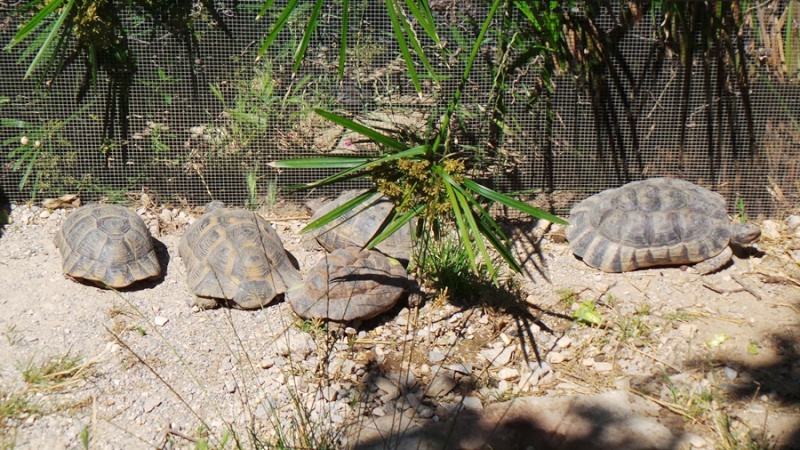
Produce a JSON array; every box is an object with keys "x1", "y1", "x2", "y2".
[
  {"x1": 54, "y1": 204, "x2": 161, "y2": 288},
  {"x1": 566, "y1": 178, "x2": 761, "y2": 274},
  {"x1": 307, "y1": 190, "x2": 413, "y2": 265},
  {"x1": 179, "y1": 203, "x2": 302, "y2": 309},
  {"x1": 287, "y1": 247, "x2": 408, "y2": 322}
]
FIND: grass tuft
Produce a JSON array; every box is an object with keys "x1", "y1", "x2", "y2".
[{"x1": 20, "y1": 351, "x2": 89, "y2": 391}]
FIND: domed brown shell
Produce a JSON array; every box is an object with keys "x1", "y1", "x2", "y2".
[
  {"x1": 565, "y1": 178, "x2": 758, "y2": 273},
  {"x1": 288, "y1": 247, "x2": 407, "y2": 322},
  {"x1": 308, "y1": 190, "x2": 413, "y2": 265},
  {"x1": 54, "y1": 204, "x2": 160, "y2": 288},
  {"x1": 179, "y1": 206, "x2": 302, "y2": 309}
]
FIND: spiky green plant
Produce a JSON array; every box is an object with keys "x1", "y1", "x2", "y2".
[{"x1": 267, "y1": 0, "x2": 567, "y2": 282}]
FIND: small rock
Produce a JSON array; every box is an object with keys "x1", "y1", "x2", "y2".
[
  {"x1": 582, "y1": 358, "x2": 595, "y2": 367},
  {"x1": 143, "y1": 398, "x2": 162, "y2": 413},
  {"x1": 224, "y1": 380, "x2": 237, "y2": 393},
  {"x1": 614, "y1": 377, "x2": 631, "y2": 390},
  {"x1": 448, "y1": 363, "x2": 472, "y2": 375},
  {"x1": 722, "y1": 366, "x2": 738, "y2": 381},
  {"x1": 683, "y1": 433, "x2": 709, "y2": 448},
  {"x1": 760, "y1": 220, "x2": 781, "y2": 240},
  {"x1": 322, "y1": 385, "x2": 339, "y2": 402},
  {"x1": 399, "y1": 392, "x2": 421, "y2": 410},
  {"x1": 374, "y1": 377, "x2": 400, "y2": 401},
  {"x1": 153, "y1": 316, "x2": 169, "y2": 326},
  {"x1": 388, "y1": 370, "x2": 418, "y2": 391},
  {"x1": 419, "y1": 364, "x2": 431, "y2": 376},
  {"x1": 260, "y1": 356, "x2": 275, "y2": 369},
  {"x1": 417, "y1": 406, "x2": 435, "y2": 418},
  {"x1": 428, "y1": 351, "x2": 446, "y2": 363},
  {"x1": 497, "y1": 368, "x2": 520, "y2": 381},
  {"x1": 556, "y1": 382, "x2": 580, "y2": 391},
  {"x1": 787, "y1": 215, "x2": 800, "y2": 232},
  {"x1": 594, "y1": 361, "x2": 613, "y2": 372},
  {"x1": 556, "y1": 336, "x2": 572, "y2": 349},
  {"x1": 427, "y1": 373, "x2": 456, "y2": 398},
  {"x1": 547, "y1": 352, "x2": 566, "y2": 364},
  {"x1": 480, "y1": 346, "x2": 514, "y2": 367},
  {"x1": 462, "y1": 396, "x2": 483, "y2": 411}
]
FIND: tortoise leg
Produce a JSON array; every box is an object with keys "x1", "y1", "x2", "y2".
[
  {"x1": 692, "y1": 246, "x2": 733, "y2": 275},
  {"x1": 193, "y1": 296, "x2": 220, "y2": 309}
]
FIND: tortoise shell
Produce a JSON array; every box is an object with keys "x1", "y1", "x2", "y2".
[
  {"x1": 287, "y1": 247, "x2": 407, "y2": 322},
  {"x1": 565, "y1": 178, "x2": 760, "y2": 273},
  {"x1": 179, "y1": 205, "x2": 302, "y2": 309},
  {"x1": 308, "y1": 190, "x2": 413, "y2": 265},
  {"x1": 54, "y1": 204, "x2": 160, "y2": 288}
]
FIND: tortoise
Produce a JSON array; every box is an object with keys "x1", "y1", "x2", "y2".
[
  {"x1": 565, "y1": 178, "x2": 761, "y2": 274},
  {"x1": 54, "y1": 204, "x2": 161, "y2": 288},
  {"x1": 179, "y1": 203, "x2": 303, "y2": 309},
  {"x1": 307, "y1": 190, "x2": 413, "y2": 265},
  {"x1": 287, "y1": 247, "x2": 408, "y2": 322}
]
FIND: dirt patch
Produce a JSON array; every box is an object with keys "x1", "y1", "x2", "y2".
[{"x1": 0, "y1": 201, "x2": 798, "y2": 449}]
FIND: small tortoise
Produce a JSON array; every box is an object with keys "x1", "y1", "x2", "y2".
[
  {"x1": 566, "y1": 178, "x2": 761, "y2": 274},
  {"x1": 54, "y1": 204, "x2": 161, "y2": 288},
  {"x1": 179, "y1": 203, "x2": 302, "y2": 309},
  {"x1": 287, "y1": 247, "x2": 408, "y2": 322},
  {"x1": 308, "y1": 190, "x2": 413, "y2": 265}
]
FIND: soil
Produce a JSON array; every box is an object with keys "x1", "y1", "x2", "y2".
[{"x1": 0, "y1": 198, "x2": 799, "y2": 449}]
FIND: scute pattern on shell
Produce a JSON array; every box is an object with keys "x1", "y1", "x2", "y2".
[
  {"x1": 566, "y1": 178, "x2": 732, "y2": 272},
  {"x1": 288, "y1": 247, "x2": 407, "y2": 322},
  {"x1": 179, "y1": 207, "x2": 302, "y2": 309},
  {"x1": 310, "y1": 190, "x2": 413, "y2": 264},
  {"x1": 54, "y1": 204, "x2": 160, "y2": 288}
]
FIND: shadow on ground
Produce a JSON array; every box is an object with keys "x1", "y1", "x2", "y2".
[
  {"x1": 698, "y1": 329, "x2": 800, "y2": 449},
  {"x1": 351, "y1": 389, "x2": 689, "y2": 450}
]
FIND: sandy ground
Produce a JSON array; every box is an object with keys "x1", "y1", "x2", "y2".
[{"x1": 0, "y1": 200, "x2": 799, "y2": 449}]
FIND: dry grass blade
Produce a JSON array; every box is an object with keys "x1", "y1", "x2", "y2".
[{"x1": 21, "y1": 352, "x2": 99, "y2": 392}]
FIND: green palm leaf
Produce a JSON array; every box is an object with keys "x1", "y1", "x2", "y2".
[
  {"x1": 300, "y1": 188, "x2": 379, "y2": 234},
  {"x1": 315, "y1": 109, "x2": 409, "y2": 151},
  {"x1": 386, "y1": 0, "x2": 422, "y2": 94},
  {"x1": 463, "y1": 178, "x2": 568, "y2": 225},
  {"x1": 366, "y1": 204, "x2": 422, "y2": 250},
  {"x1": 257, "y1": 0, "x2": 300, "y2": 59},
  {"x1": 293, "y1": 0, "x2": 324, "y2": 72}
]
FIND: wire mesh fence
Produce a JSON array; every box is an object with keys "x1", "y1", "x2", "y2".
[{"x1": 1, "y1": 1, "x2": 798, "y2": 218}]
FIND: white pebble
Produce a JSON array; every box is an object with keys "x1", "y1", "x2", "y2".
[
  {"x1": 594, "y1": 362, "x2": 613, "y2": 372},
  {"x1": 153, "y1": 316, "x2": 169, "y2": 326}
]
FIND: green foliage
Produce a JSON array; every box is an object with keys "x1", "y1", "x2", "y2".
[
  {"x1": 787, "y1": 0, "x2": 800, "y2": 78},
  {"x1": 269, "y1": 0, "x2": 567, "y2": 282},
  {"x1": 0, "y1": 391, "x2": 41, "y2": 430},
  {"x1": 735, "y1": 197, "x2": 749, "y2": 223},
  {"x1": 3, "y1": 0, "x2": 230, "y2": 194},
  {"x1": 413, "y1": 233, "x2": 491, "y2": 303},
  {"x1": 80, "y1": 425, "x2": 90, "y2": 449},
  {"x1": 20, "y1": 352, "x2": 84, "y2": 387},
  {"x1": 557, "y1": 288, "x2": 580, "y2": 307},
  {"x1": 573, "y1": 301, "x2": 603, "y2": 327},
  {"x1": 1, "y1": 101, "x2": 89, "y2": 192},
  {"x1": 210, "y1": 63, "x2": 314, "y2": 152}
]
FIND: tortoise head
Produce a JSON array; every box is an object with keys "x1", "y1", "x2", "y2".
[
  {"x1": 729, "y1": 222, "x2": 761, "y2": 245},
  {"x1": 204, "y1": 201, "x2": 225, "y2": 213}
]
